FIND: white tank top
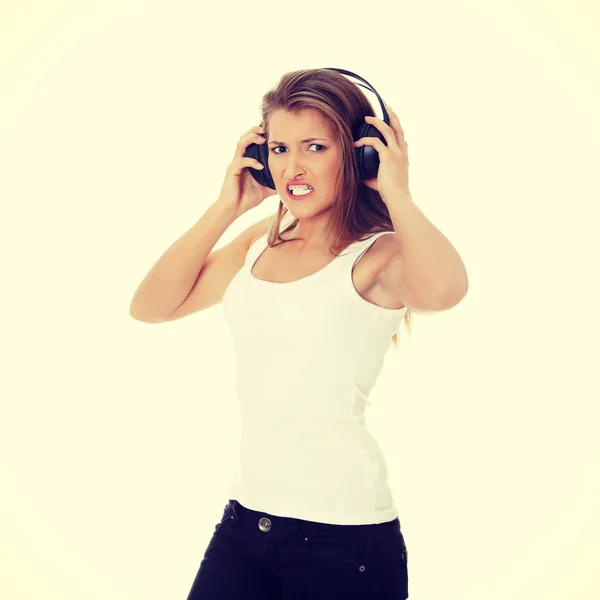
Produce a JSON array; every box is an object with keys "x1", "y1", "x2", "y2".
[{"x1": 221, "y1": 209, "x2": 407, "y2": 525}]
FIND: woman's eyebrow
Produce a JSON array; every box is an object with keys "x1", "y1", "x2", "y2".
[{"x1": 268, "y1": 137, "x2": 330, "y2": 145}]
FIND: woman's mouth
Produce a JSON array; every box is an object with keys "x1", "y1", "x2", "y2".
[{"x1": 286, "y1": 185, "x2": 315, "y2": 200}]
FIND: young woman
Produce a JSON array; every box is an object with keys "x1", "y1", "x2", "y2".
[{"x1": 130, "y1": 68, "x2": 468, "y2": 599}]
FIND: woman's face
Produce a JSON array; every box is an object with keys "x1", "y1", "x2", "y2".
[{"x1": 267, "y1": 109, "x2": 341, "y2": 219}]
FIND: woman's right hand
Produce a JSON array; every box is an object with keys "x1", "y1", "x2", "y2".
[{"x1": 216, "y1": 125, "x2": 272, "y2": 217}]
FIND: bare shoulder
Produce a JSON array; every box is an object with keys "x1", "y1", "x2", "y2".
[{"x1": 152, "y1": 214, "x2": 273, "y2": 322}]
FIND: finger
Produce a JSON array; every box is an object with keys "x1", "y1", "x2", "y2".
[
  {"x1": 370, "y1": 112, "x2": 405, "y2": 147},
  {"x1": 386, "y1": 107, "x2": 407, "y2": 148},
  {"x1": 240, "y1": 125, "x2": 265, "y2": 140},
  {"x1": 364, "y1": 116, "x2": 401, "y2": 150},
  {"x1": 365, "y1": 114, "x2": 395, "y2": 136},
  {"x1": 234, "y1": 132, "x2": 266, "y2": 161},
  {"x1": 353, "y1": 137, "x2": 389, "y2": 153},
  {"x1": 237, "y1": 132, "x2": 265, "y2": 151}
]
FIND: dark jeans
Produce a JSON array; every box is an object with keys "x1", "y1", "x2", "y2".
[{"x1": 185, "y1": 498, "x2": 409, "y2": 599}]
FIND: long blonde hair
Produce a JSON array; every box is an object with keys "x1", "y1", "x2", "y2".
[{"x1": 258, "y1": 68, "x2": 412, "y2": 349}]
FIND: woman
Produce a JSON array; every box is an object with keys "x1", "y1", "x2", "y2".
[{"x1": 130, "y1": 68, "x2": 468, "y2": 599}]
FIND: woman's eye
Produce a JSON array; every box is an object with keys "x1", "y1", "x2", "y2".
[{"x1": 271, "y1": 143, "x2": 325, "y2": 154}]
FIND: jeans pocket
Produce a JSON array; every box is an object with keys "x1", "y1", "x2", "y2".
[{"x1": 304, "y1": 529, "x2": 368, "y2": 574}]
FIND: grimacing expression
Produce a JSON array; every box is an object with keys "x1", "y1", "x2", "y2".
[{"x1": 267, "y1": 109, "x2": 342, "y2": 213}]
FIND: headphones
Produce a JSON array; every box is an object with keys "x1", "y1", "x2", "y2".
[{"x1": 243, "y1": 67, "x2": 391, "y2": 190}]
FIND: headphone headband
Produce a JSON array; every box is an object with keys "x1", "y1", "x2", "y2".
[{"x1": 321, "y1": 67, "x2": 390, "y2": 125}]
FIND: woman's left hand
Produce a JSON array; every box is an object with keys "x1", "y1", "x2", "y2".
[{"x1": 353, "y1": 106, "x2": 410, "y2": 202}]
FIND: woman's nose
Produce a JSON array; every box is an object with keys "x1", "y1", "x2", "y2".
[{"x1": 284, "y1": 155, "x2": 306, "y2": 174}]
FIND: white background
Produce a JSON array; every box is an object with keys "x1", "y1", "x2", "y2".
[{"x1": 1, "y1": 1, "x2": 598, "y2": 598}]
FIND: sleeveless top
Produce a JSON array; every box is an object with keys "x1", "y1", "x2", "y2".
[{"x1": 221, "y1": 210, "x2": 407, "y2": 525}]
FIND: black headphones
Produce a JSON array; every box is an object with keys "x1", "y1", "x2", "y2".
[{"x1": 243, "y1": 67, "x2": 391, "y2": 190}]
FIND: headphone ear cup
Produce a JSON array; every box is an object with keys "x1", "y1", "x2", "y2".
[
  {"x1": 243, "y1": 132, "x2": 276, "y2": 190},
  {"x1": 354, "y1": 122, "x2": 387, "y2": 181}
]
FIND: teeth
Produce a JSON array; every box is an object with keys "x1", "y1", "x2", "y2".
[
  {"x1": 289, "y1": 186, "x2": 313, "y2": 196},
  {"x1": 288, "y1": 185, "x2": 314, "y2": 194}
]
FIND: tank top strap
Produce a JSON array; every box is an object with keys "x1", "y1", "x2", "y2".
[
  {"x1": 244, "y1": 211, "x2": 295, "y2": 268},
  {"x1": 245, "y1": 231, "x2": 268, "y2": 267},
  {"x1": 338, "y1": 230, "x2": 397, "y2": 269}
]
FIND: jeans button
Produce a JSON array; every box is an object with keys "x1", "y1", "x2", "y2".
[{"x1": 258, "y1": 517, "x2": 272, "y2": 532}]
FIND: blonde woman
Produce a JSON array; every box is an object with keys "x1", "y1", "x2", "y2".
[{"x1": 130, "y1": 67, "x2": 468, "y2": 599}]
